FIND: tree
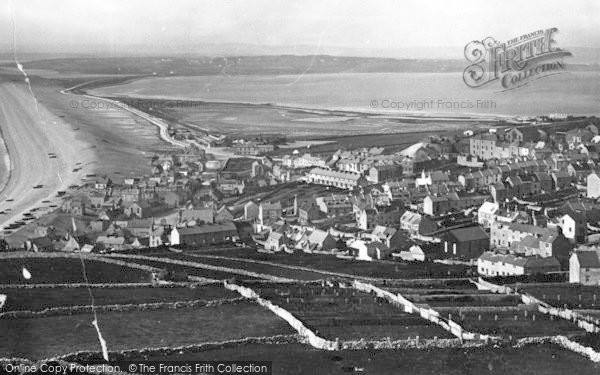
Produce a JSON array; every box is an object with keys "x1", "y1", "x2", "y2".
[{"x1": 0, "y1": 239, "x2": 9, "y2": 252}]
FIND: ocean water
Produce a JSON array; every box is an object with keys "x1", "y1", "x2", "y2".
[{"x1": 89, "y1": 72, "x2": 600, "y2": 117}]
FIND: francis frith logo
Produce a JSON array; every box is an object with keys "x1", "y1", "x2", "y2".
[{"x1": 463, "y1": 28, "x2": 572, "y2": 90}]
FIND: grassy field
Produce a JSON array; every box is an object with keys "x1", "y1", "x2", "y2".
[
  {"x1": 405, "y1": 292, "x2": 523, "y2": 307},
  {"x1": 0, "y1": 284, "x2": 235, "y2": 312},
  {"x1": 107, "y1": 257, "x2": 263, "y2": 281},
  {"x1": 520, "y1": 284, "x2": 600, "y2": 309},
  {"x1": 379, "y1": 282, "x2": 588, "y2": 339},
  {"x1": 572, "y1": 333, "x2": 600, "y2": 352},
  {"x1": 314, "y1": 324, "x2": 452, "y2": 341},
  {"x1": 248, "y1": 283, "x2": 453, "y2": 341},
  {"x1": 128, "y1": 342, "x2": 600, "y2": 375},
  {"x1": 186, "y1": 250, "x2": 474, "y2": 279},
  {"x1": 0, "y1": 302, "x2": 293, "y2": 360},
  {"x1": 442, "y1": 309, "x2": 585, "y2": 338},
  {"x1": 0, "y1": 257, "x2": 151, "y2": 284},
  {"x1": 160, "y1": 253, "x2": 327, "y2": 281}
]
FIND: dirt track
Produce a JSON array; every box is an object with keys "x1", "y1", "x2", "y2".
[{"x1": 0, "y1": 82, "x2": 95, "y2": 232}]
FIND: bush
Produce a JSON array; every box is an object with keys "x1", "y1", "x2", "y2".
[{"x1": 156, "y1": 268, "x2": 188, "y2": 282}]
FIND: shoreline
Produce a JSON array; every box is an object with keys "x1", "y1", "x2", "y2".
[
  {"x1": 0, "y1": 126, "x2": 12, "y2": 197},
  {"x1": 61, "y1": 82, "x2": 188, "y2": 148},
  {"x1": 0, "y1": 82, "x2": 98, "y2": 235},
  {"x1": 73, "y1": 74, "x2": 510, "y2": 123},
  {"x1": 83, "y1": 72, "x2": 600, "y2": 120},
  {"x1": 91, "y1": 92, "x2": 512, "y2": 123}
]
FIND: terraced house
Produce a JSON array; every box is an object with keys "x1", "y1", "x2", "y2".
[
  {"x1": 422, "y1": 192, "x2": 488, "y2": 216},
  {"x1": 478, "y1": 252, "x2": 560, "y2": 276},
  {"x1": 307, "y1": 167, "x2": 367, "y2": 190},
  {"x1": 490, "y1": 222, "x2": 573, "y2": 267}
]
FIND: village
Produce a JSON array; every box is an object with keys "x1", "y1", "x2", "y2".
[{"x1": 4, "y1": 117, "x2": 600, "y2": 286}]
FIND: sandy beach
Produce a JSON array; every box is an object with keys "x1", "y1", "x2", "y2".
[{"x1": 0, "y1": 82, "x2": 96, "y2": 232}]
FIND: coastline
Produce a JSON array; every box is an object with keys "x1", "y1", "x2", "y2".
[
  {"x1": 84, "y1": 71, "x2": 600, "y2": 119},
  {"x1": 0, "y1": 82, "x2": 97, "y2": 234},
  {"x1": 0, "y1": 126, "x2": 11, "y2": 197},
  {"x1": 61, "y1": 82, "x2": 188, "y2": 148},
  {"x1": 87, "y1": 91, "x2": 512, "y2": 123}
]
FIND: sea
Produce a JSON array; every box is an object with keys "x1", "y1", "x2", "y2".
[{"x1": 88, "y1": 71, "x2": 600, "y2": 118}]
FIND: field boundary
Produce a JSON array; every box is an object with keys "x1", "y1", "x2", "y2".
[
  {"x1": 516, "y1": 336, "x2": 600, "y2": 363},
  {"x1": 0, "y1": 281, "x2": 219, "y2": 289},
  {"x1": 185, "y1": 253, "x2": 472, "y2": 284},
  {"x1": 352, "y1": 280, "x2": 499, "y2": 343},
  {"x1": 185, "y1": 253, "x2": 365, "y2": 280},
  {"x1": 51, "y1": 334, "x2": 301, "y2": 363},
  {"x1": 472, "y1": 278, "x2": 600, "y2": 334},
  {"x1": 0, "y1": 296, "x2": 247, "y2": 319},
  {"x1": 224, "y1": 281, "x2": 340, "y2": 350},
  {"x1": 105, "y1": 253, "x2": 295, "y2": 282}
]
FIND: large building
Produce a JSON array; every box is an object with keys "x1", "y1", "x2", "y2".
[
  {"x1": 172, "y1": 223, "x2": 238, "y2": 247},
  {"x1": 282, "y1": 153, "x2": 326, "y2": 169},
  {"x1": 307, "y1": 168, "x2": 367, "y2": 190},
  {"x1": 442, "y1": 226, "x2": 489, "y2": 260},
  {"x1": 469, "y1": 134, "x2": 500, "y2": 160},
  {"x1": 232, "y1": 142, "x2": 274, "y2": 156},
  {"x1": 368, "y1": 164, "x2": 402, "y2": 184},
  {"x1": 468, "y1": 133, "x2": 525, "y2": 160}
]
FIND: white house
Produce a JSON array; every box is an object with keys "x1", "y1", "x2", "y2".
[
  {"x1": 60, "y1": 236, "x2": 80, "y2": 252},
  {"x1": 558, "y1": 214, "x2": 577, "y2": 243},
  {"x1": 396, "y1": 245, "x2": 426, "y2": 262},
  {"x1": 149, "y1": 227, "x2": 164, "y2": 248},
  {"x1": 477, "y1": 202, "x2": 499, "y2": 228},
  {"x1": 478, "y1": 251, "x2": 560, "y2": 277},
  {"x1": 350, "y1": 240, "x2": 391, "y2": 261},
  {"x1": 400, "y1": 211, "x2": 421, "y2": 234},
  {"x1": 265, "y1": 231, "x2": 292, "y2": 252},
  {"x1": 170, "y1": 227, "x2": 180, "y2": 246},
  {"x1": 305, "y1": 229, "x2": 337, "y2": 252},
  {"x1": 80, "y1": 244, "x2": 94, "y2": 253},
  {"x1": 307, "y1": 168, "x2": 366, "y2": 190},
  {"x1": 587, "y1": 173, "x2": 600, "y2": 199},
  {"x1": 244, "y1": 201, "x2": 260, "y2": 220}
]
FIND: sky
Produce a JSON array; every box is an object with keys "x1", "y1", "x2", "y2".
[{"x1": 0, "y1": 0, "x2": 599, "y2": 57}]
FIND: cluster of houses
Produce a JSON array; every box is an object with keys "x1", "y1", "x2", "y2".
[
  {"x1": 13, "y1": 119, "x2": 600, "y2": 286},
  {"x1": 292, "y1": 122, "x2": 600, "y2": 285}
]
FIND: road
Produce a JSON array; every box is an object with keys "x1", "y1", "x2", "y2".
[{"x1": 0, "y1": 82, "x2": 95, "y2": 233}]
